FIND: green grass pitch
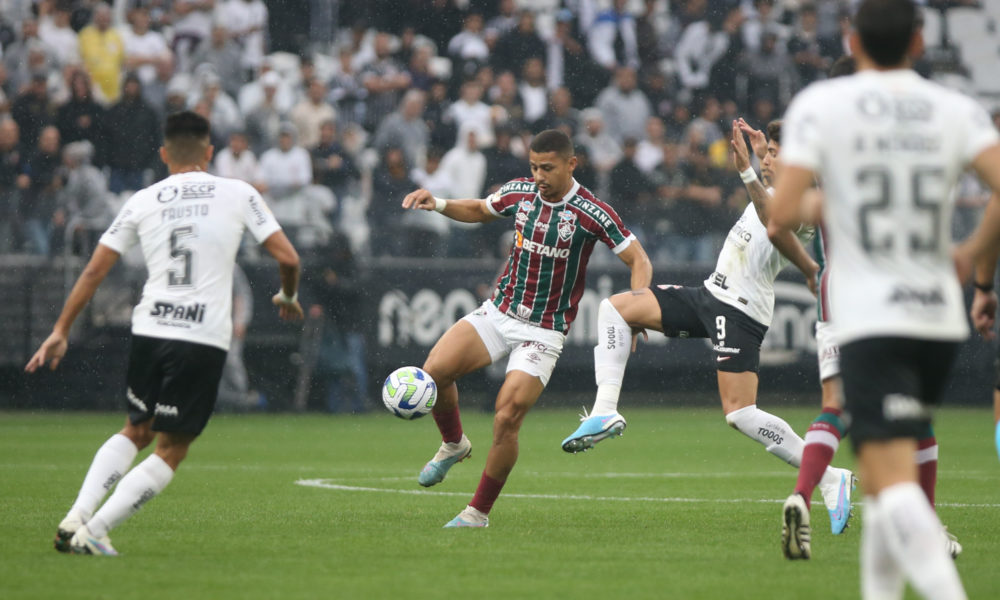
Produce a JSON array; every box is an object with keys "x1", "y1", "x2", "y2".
[{"x1": 1, "y1": 407, "x2": 997, "y2": 599}]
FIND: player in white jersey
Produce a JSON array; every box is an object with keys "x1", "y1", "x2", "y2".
[
  {"x1": 25, "y1": 112, "x2": 303, "y2": 556},
  {"x1": 561, "y1": 117, "x2": 854, "y2": 521},
  {"x1": 770, "y1": 1, "x2": 1000, "y2": 596}
]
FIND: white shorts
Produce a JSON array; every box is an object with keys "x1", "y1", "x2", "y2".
[
  {"x1": 816, "y1": 320, "x2": 840, "y2": 382},
  {"x1": 462, "y1": 301, "x2": 565, "y2": 386}
]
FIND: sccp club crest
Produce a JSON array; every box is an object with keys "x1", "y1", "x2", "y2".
[
  {"x1": 557, "y1": 210, "x2": 576, "y2": 241},
  {"x1": 157, "y1": 186, "x2": 179, "y2": 203}
]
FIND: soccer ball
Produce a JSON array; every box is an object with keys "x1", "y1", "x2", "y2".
[{"x1": 382, "y1": 366, "x2": 437, "y2": 420}]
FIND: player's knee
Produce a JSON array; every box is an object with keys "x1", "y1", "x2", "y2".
[{"x1": 121, "y1": 421, "x2": 155, "y2": 449}]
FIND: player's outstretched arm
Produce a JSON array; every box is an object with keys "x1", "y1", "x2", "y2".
[
  {"x1": 25, "y1": 244, "x2": 120, "y2": 372},
  {"x1": 731, "y1": 120, "x2": 770, "y2": 224},
  {"x1": 262, "y1": 230, "x2": 304, "y2": 322},
  {"x1": 401, "y1": 188, "x2": 498, "y2": 223},
  {"x1": 618, "y1": 239, "x2": 652, "y2": 292},
  {"x1": 737, "y1": 118, "x2": 768, "y2": 160}
]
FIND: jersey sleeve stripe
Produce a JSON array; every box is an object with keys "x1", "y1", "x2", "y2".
[{"x1": 610, "y1": 233, "x2": 636, "y2": 255}]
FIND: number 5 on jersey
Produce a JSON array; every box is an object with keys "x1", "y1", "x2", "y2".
[{"x1": 168, "y1": 225, "x2": 196, "y2": 288}]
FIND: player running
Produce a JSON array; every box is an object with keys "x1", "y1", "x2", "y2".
[
  {"x1": 770, "y1": 0, "x2": 1000, "y2": 596},
  {"x1": 774, "y1": 55, "x2": 954, "y2": 561},
  {"x1": 400, "y1": 129, "x2": 652, "y2": 527},
  {"x1": 559, "y1": 117, "x2": 854, "y2": 527},
  {"x1": 26, "y1": 111, "x2": 303, "y2": 555},
  {"x1": 966, "y1": 203, "x2": 1000, "y2": 463}
]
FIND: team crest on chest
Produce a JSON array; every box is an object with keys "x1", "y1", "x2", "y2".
[
  {"x1": 557, "y1": 210, "x2": 577, "y2": 241},
  {"x1": 516, "y1": 200, "x2": 533, "y2": 225}
]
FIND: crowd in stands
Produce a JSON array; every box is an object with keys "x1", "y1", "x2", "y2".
[{"x1": 0, "y1": 0, "x2": 995, "y2": 264}]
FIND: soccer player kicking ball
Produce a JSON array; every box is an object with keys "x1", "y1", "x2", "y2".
[
  {"x1": 26, "y1": 111, "x2": 303, "y2": 555},
  {"x1": 401, "y1": 129, "x2": 651, "y2": 527},
  {"x1": 771, "y1": 0, "x2": 1000, "y2": 596},
  {"x1": 560, "y1": 117, "x2": 854, "y2": 527}
]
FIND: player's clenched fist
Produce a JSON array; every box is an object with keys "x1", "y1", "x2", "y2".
[{"x1": 402, "y1": 189, "x2": 435, "y2": 211}]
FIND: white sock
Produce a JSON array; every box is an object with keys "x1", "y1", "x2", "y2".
[
  {"x1": 861, "y1": 495, "x2": 904, "y2": 600},
  {"x1": 591, "y1": 298, "x2": 630, "y2": 415},
  {"x1": 69, "y1": 433, "x2": 138, "y2": 522},
  {"x1": 878, "y1": 482, "x2": 967, "y2": 600},
  {"x1": 87, "y1": 454, "x2": 175, "y2": 539},
  {"x1": 724, "y1": 405, "x2": 805, "y2": 467}
]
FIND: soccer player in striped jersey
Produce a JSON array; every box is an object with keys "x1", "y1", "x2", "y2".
[
  {"x1": 401, "y1": 129, "x2": 652, "y2": 527},
  {"x1": 559, "y1": 116, "x2": 854, "y2": 523}
]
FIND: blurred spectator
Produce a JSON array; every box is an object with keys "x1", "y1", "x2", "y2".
[
  {"x1": 448, "y1": 12, "x2": 490, "y2": 70},
  {"x1": 492, "y1": 11, "x2": 546, "y2": 71},
  {"x1": 664, "y1": 146, "x2": 724, "y2": 264},
  {"x1": 742, "y1": 0, "x2": 788, "y2": 54},
  {"x1": 190, "y1": 26, "x2": 245, "y2": 99},
  {"x1": 256, "y1": 123, "x2": 312, "y2": 203},
  {"x1": 482, "y1": 127, "x2": 522, "y2": 195},
  {"x1": 674, "y1": 6, "x2": 731, "y2": 93},
  {"x1": 0, "y1": 119, "x2": 22, "y2": 254},
  {"x1": 360, "y1": 32, "x2": 412, "y2": 131},
  {"x1": 819, "y1": 9, "x2": 851, "y2": 63},
  {"x1": 705, "y1": 6, "x2": 746, "y2": 104},
  {"x1": 609, "y1": 137, "x2": 651, "y2": 209},
  {"x1": 405, "y1": 146, "x2": 449, "y2": 258},
  {"x1": 239, "y1": 67, "x2": 295, "y2": 115},
  {"x1": 685, "y1": 95, "x2": 724, "y2": 152},
  {"x1": 635, "y1": 116, "x2": 666, "y2": 174},
  {"x1": 104, "y1": 74, "x2": 160, "y2": 193},
  {"x1": 540, "y1": 86, "x2": 580, "y2": 137},
  {"x1": 312, "y1": 119, "x2": 360, "y2": 206},
  {"x1": 588, "y1": 0, "x2": 639, "y2": 71},
  {"x1": 572, "y1": 145, "x2": 598, "y2": 193},
  {"x1": 519, "y1": 58, "x2": 548, "y2": 128},
  {"x1": 546, "y1": 8, "x2": 606, "y2": 108},
  {"x1": 38, "y1": 5, "x2": 78, "y2": 68},
  {"x1": 243, "y1": 71, "x2": 288, "y2": 153},
  {"x1": 190, "y1": 72, "x2": 244, "y2": 140},
  {"x1": 55, "y1": 140, "x2": 111, "y2": 255},
  {"x1": 787, "y1": 4, "x2": 830, "y2": 84},
  {"x1": 373, "y1": 89, "x2": 429, "y2": 170},
  {"x1": 745, "y1": 31, "x2": 799, "y2": 108},
  {"x1": 445, "y1": 79, "x2": 494, "y2": 148},
  {"x1": 213, "y1": 131, "x2": 258, "y2": 183},
  {"x1": 122, "y1": 6, "x2": 172, "y2": 91},
  {"x1": 575, "y1": 108, "x2": 621, "y2": 178},
  {"x1": 12, "y1": 73, "x2": 57, "y2": 151},
  {"x1": 4, "y1": 20, "x2": 55, "y2": 93},
  {"x1": 424, "y1": 79, "x2": 455, "y2": 149},
  {"x1": 407, "y1": 45, "x2": 436, "y2": 92},
  {"x1": 17, "y1": 125, "x2": 62, "y2": 255},
  {"x1": 490, "y1": 70, "x2": 524, "y2": 130},
  {"x1": 664, "y1": 102, "x2": 692, "y2": 142},
  {"x1": 171, "y1": 0, "x2": 215, "y2": 73},
  {"x1": 78, "y1": 3, "x2": 124, "y2": 102},
  {"x1": 595, "y1": 66, "x2": 651, "y2": 143},
  {"x1": 163, "y1": 76, "x2": 191, "y2": 117},
  {"x1": 485, "y1": 0, "x2": 518, "y2": 45},
  {"x1": 415, "y1": 0, "x2": 464, "y2": 53},
  {"x1": 56, "y1": 70, "x2": 105, "y2": 152},
  {"x1": 635, "y1": 0, "x2": 663, "y2": 69},
  {"x1": 290, "y1": 78, "x2": 337, "y2": 150},
  {"x1": 370, "y1": 147, "x2": 416, "y2": 253},
  {"x1": 439, "y1": 123, "x2": 486, "y2": 200},
  {"x1": 219, "y1": 0, "x2": 269, "y2": 74},
  {"x1": 142, "y1": 53, "x2": 177, "y2": 114},
  {"x1": 329, "y1": 45, "x2": 367, "y2": 125}
]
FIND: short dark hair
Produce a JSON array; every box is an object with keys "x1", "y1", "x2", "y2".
[
  {"x1": 164, "y1": 111, "x2": 210, "y2": 164},
  {"x1": 766, "y1": 120, "x2": 782, "y2": 145},
  {"x1": 828, "y1": 55, "x2": 857, "y2": 78},
  {"x1": 855, "y1": 0, "x2": 917, "y2": 67},
  {"x1": 529, "y1": 129, "x2": 574, "y2": 158}
]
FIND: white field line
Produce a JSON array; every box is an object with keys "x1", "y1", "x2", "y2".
[{"x1": 295, "y1": 478, "x2": 1000, "y2": 508}]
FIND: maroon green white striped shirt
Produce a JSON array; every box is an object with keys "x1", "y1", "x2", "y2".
[{"x1": 486, "y1": 177, "x2": 635, "y2": 333}]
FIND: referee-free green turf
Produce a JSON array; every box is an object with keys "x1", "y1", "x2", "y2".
[{"x1": 1, "y1": 407, "x2": 997, "y2": 600}]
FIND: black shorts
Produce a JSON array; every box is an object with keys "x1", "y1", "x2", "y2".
[
  {"x1": 126, "y1": 335, "x2": 228, "y2": 435},
  {"x1": 840, "y1": 337, "x2": 959, "y2": 447},
  {"x1": 650, "y1": 284, "x2": 768, "y2": 373}
]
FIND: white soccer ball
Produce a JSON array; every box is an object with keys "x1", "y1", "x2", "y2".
[{"x1": 381, "y1": 366, "x2": 437, "y2": 420}]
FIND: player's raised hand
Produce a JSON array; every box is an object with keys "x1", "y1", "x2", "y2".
[
  {"x1": 631, "y1": 327, "x2": 648, "y2": 353},
  {"x1": 402, "y1": 189, "x2": 435, "y2": 211},
  {"x1": 272, "y1": 294, "x2": 304, "y2": 321},
  {"x1": 737, "y1": 118, "x2": 768, "y2": 160},
  {"x1": 24, "y1": 332, "x2": 68, "y2": 373},
  {"x1": 970, "y1": 288, "x2": 998, "y2": 339},
  {"x1": 730, "y1": 120, "x2": 751, "y2": 172}
]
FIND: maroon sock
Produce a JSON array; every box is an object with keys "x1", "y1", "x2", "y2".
[
  {"x1": 917, "y1": 436, "x2": 938, "y2": 508},
  {"x1": 469, "y1": 473, "x2": 505, "y2": 515},
  {"x1": 793, "y1": 408, "x2": 844, "y2": 509},
  {"x1": 432, "y1": 405, "x2": 463, "y2": 444}
]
